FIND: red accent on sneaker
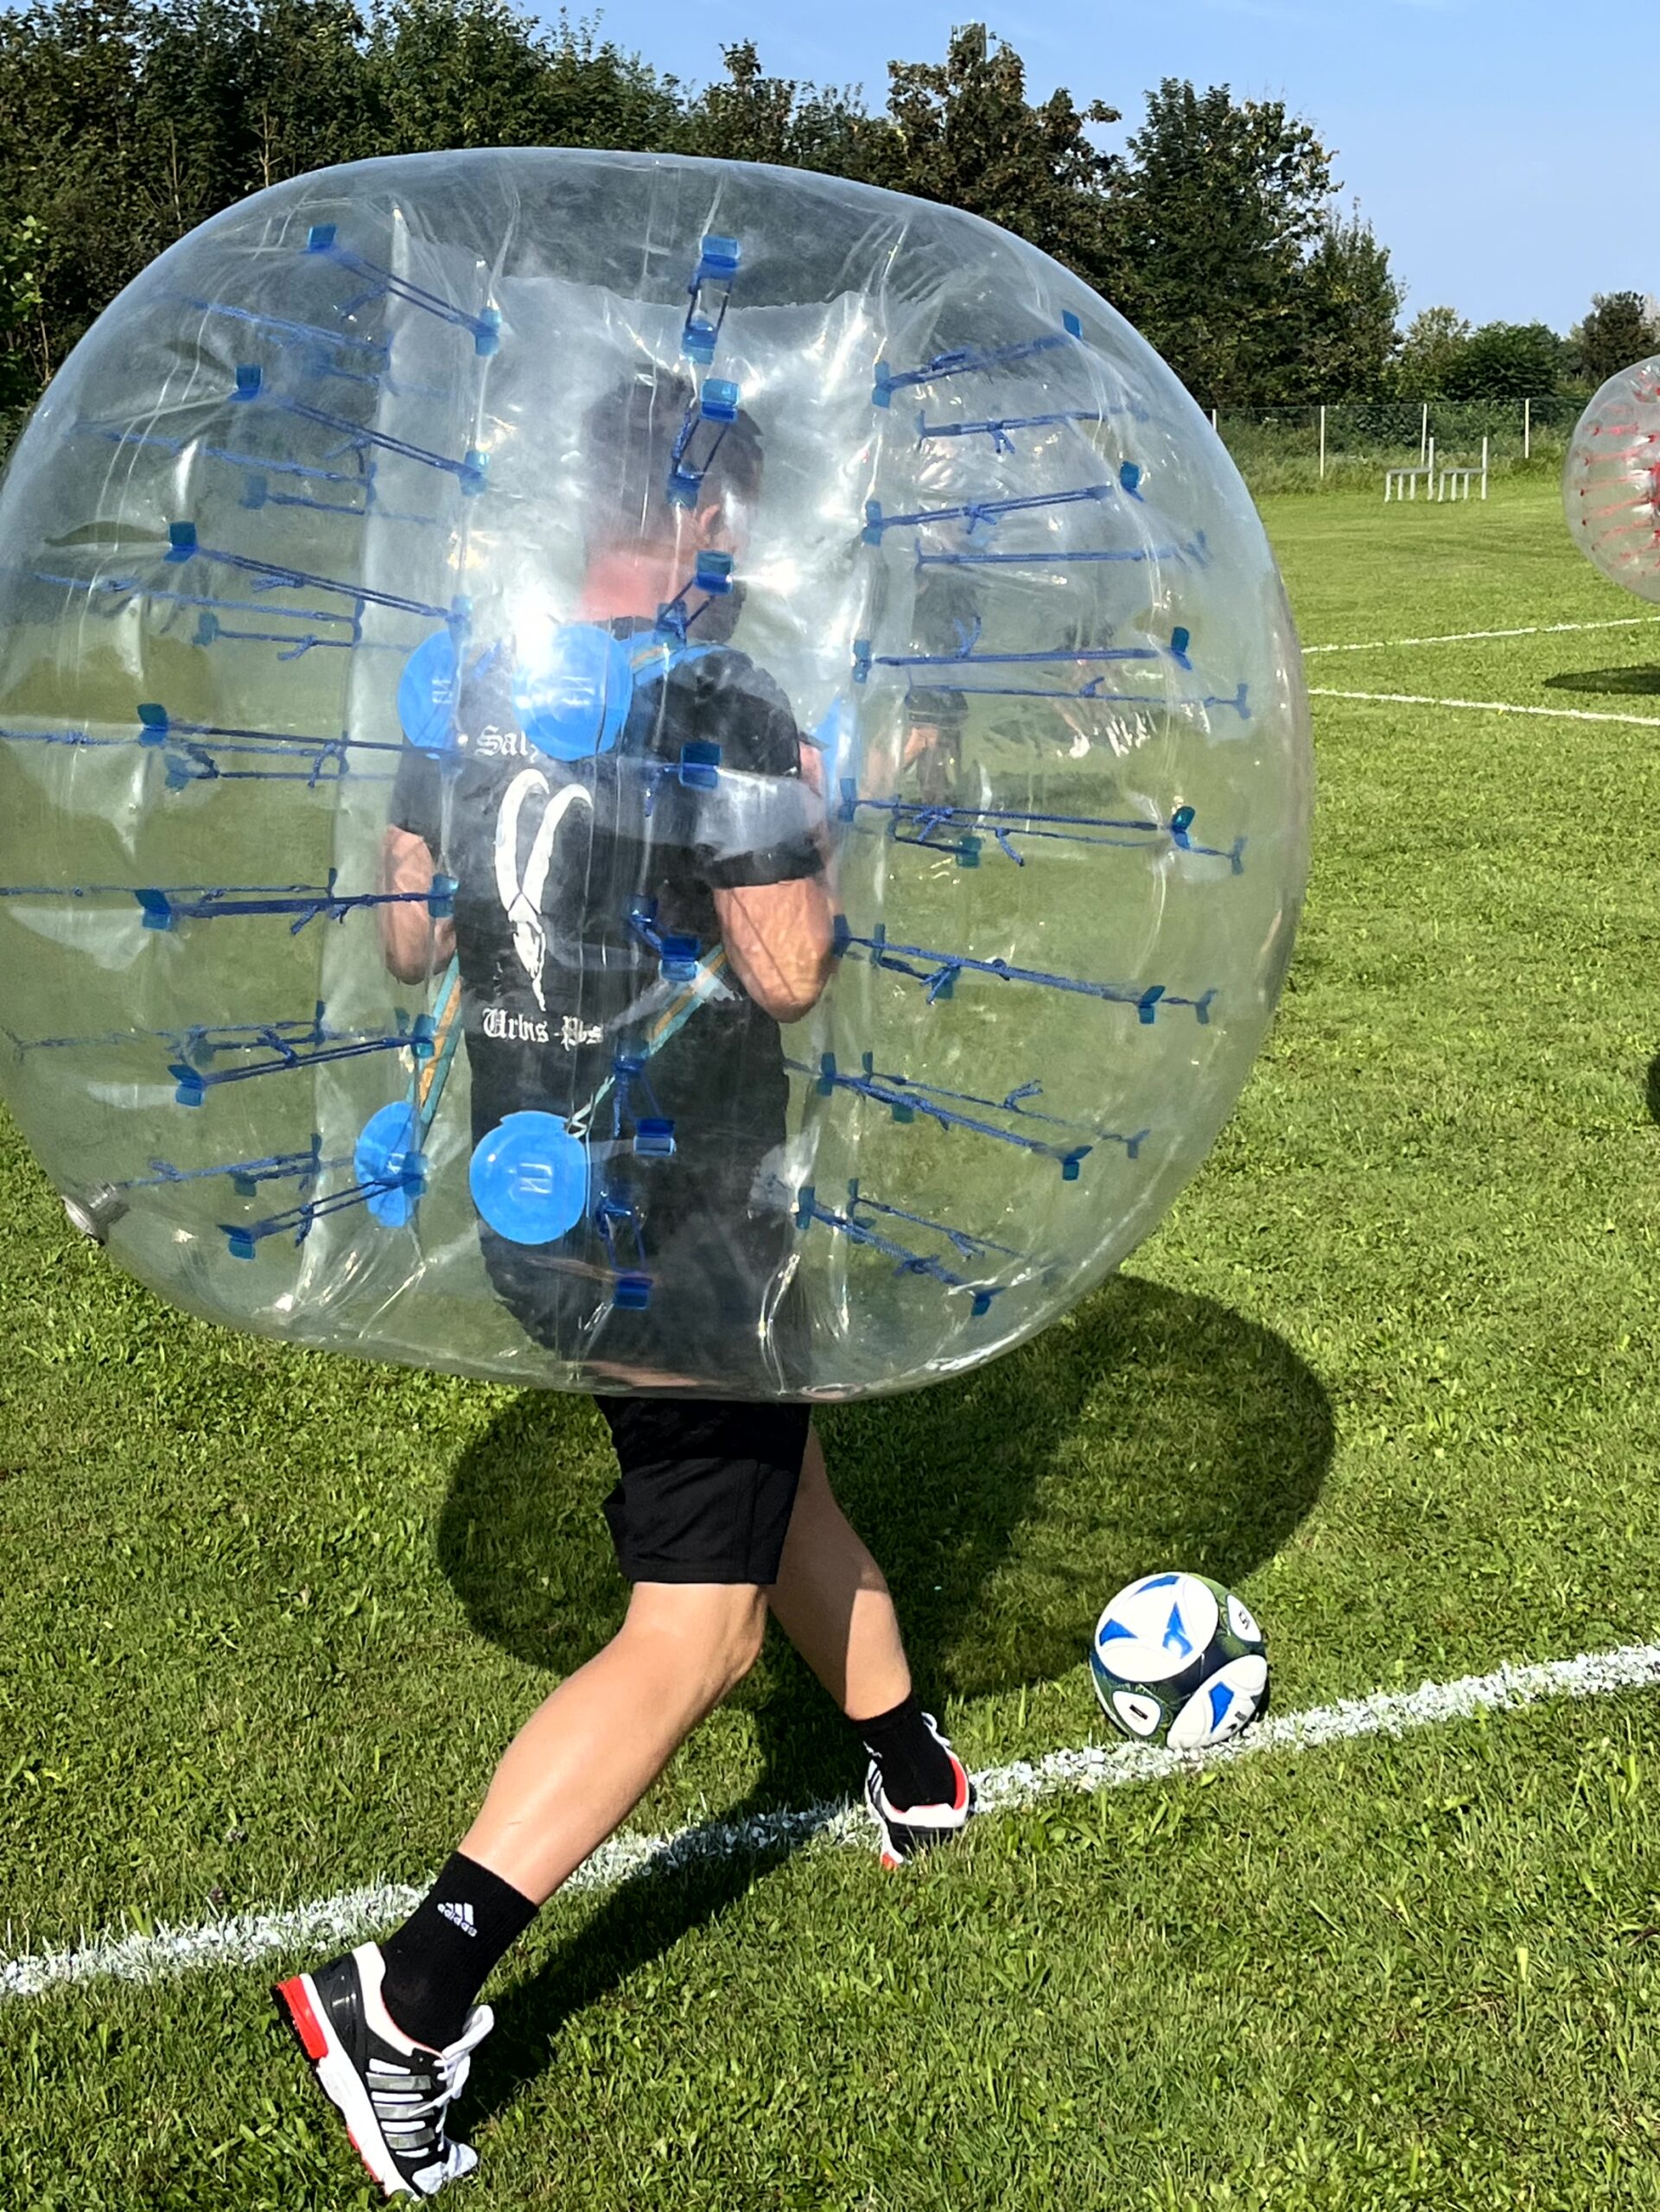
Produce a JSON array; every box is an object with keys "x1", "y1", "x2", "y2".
[
  {"x1": 949, "y1": 1752, "x2": 970, "y2": 1813},
  {"x1": 275, "y1": 1976, "x2": 329, "y2": 2064}
]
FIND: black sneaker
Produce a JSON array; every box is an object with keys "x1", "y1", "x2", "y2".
[
  {"x1": 274, "y1": 1941, "x2": 492, "y2": 2199},
  {"x1": 864, "y1": 1713, "x2": 977, "y2": 1869}
]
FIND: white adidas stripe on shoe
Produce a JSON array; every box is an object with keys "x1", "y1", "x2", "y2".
[{"x1": 274, "y1": 1941, "x2": 492, "y2": 2199}]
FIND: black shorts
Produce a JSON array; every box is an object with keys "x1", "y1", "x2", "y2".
[{"x1": 596, "y1": 1395, "x2": 811, "y2": 1585}]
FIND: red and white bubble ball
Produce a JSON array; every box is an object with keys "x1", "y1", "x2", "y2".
[{"x1": 1564, "y1": 355, "x2": 1660, "y2": 601}]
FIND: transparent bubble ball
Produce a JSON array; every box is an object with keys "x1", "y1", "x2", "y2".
[
  {"x1": 1565, "y1": 355, "x2": 1660, "y2": 601},
  {"x1": 0, "y1": 149, "x2": 1312, "y2": 1400}
]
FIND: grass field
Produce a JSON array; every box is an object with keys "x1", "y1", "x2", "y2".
[{"x1": 6, "y1": 476, "x2": 1660, "y2": 2209}]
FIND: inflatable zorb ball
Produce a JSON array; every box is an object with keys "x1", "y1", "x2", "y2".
[
  {"x1": 1565, "y1": 356, "x2": 1660, "y2": 599},
  {"x1": 0, "y1": 149, "x2": 1311, "y2": 1399}
]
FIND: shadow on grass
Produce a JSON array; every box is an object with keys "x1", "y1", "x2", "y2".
[
  {"x1": 436, "y1": 1274, "x2": 1333, "y2": 2121},
  {"x1": 1544, "y1": 665, "x2": 1660, "y2": 697},
  {"x1": 1647, "y1": 1052, "x2": 1660, "y2": 1127}
]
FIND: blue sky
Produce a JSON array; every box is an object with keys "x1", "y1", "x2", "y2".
[{"x1": 572, "y1": 0, "x2": 1636, "y2": 335}]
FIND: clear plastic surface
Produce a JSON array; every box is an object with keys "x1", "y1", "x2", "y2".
[
  {"x1": 0, "y1": 148, "x2": 1312, "y2": 1399},
  {"x1": 1565, "y1": 357, "x2": 1660, "y2": 601}
]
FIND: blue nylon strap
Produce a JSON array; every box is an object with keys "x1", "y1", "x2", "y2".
[
  {"x1": 171, "y1": 292, "x2": 389, "y2": 364},
  {"x1": 843, "y1": 1181, "x2": 1028, "y2": 1266},
  {"x1": 830, "y1": 1052, "x2": 1150, "y2": 1158},
  {"x1": 862, "y1": 464, "x2": 1143, "y2": 540},
  {"x1": 78, "y1": 424, "x2": 366, "y2": 487},
  {"x1": 222, "y1": 1165, "x2": 427, "y2": 1259},
  {"x1": 831, "y1": 919, "x2": 1216, "y2": 1024},
  {"x1": 118, "y1": 1139, "x2": 336, "y2": 1194},
  {"x1": 916, "y1": 533, "x2": 1210, "y2": 569},
  {"x1": 163, "y1": 521, "x2": 451, "y2": 622},
  {"x1": 915, "y1": 402, "x2": 1148, "y2": 450},
  {"x1": 872, "y1": 315, "x2": 1083, "y2": 406},
  {"x1": 3, "y1": 1004, "x2": 378, "y2": 1064},
  {"x1": 303, "y1": 226, "x2": 500, "y2": 353},
  {"x1": 794, "y1": 1185, "x2": 1002, "y2": 1317},
  {"x1": 787, "y1": 1052, "x2": 1089, "y2": 1176},
  {"x1": 34, "y1": 570, "x2": 361, "y2": 638},
  {"x1": 231, "y1": 364, "x2": 488, "y2": 489},
  {"x1": 168, "y1": 1013, "x2": 435, "y2": 1108},
  {"x1": 838, "y1": 791, "x2": 1244, "y2": 874},
  {"x1": 854, "y1": 626, "x2": 1192, "y2": 681}
]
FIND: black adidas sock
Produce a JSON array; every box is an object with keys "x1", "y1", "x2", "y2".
[
  {"x1": 378, "y1": 1853, "x2": 537, "y2": 2051},
  {"x1": 855, "y1": 1692, "x2": 957, "y2": 1813}
]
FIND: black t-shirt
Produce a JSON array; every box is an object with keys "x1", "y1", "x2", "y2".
[{"x1": 391, "y1": 620, "x2": 821, "y2": 1286}]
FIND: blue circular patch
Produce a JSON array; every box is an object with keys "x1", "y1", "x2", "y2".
[
  {"x1": 398, "y1": 629, "x2": 462, "y2": 753},
  {"x1": 355, "y1": 1101, "x2": 426, "y2": 1228},
  {"x1": 512, "y1": 624, "x2": 635, "y2": 760},
  {"x1": 469, "y1": 1111, "x2": 588, "y2": 1245}
]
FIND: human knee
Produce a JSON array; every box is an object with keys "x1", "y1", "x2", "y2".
[
  {"x1": 715, "y1": 1592, "x2": 768, "y2": 1691},
  {"x1": 627, "y1": 1583, "x2": 767, "y2": 1701}
]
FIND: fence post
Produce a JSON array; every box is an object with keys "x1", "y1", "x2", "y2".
[
  {"x1": 1210, "y1": 407, "x2": 1218, "y2": 434},
  {"x1": 1523, "y1": 397, "x2": 1531, "y2": 461},
  {"x1": 1319, "y1": 404, "x2": 1326, "y2": 482},
  {"x1": 1421, "y1": 403, "x2": 1429, "y2": 465}
]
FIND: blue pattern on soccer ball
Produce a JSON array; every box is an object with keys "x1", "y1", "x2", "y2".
[{"x1": 1091, "y1": 1571, "x2": 1269, "y2": 1752}]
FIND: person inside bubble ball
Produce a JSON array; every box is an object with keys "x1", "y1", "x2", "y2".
[{"x1": 273, "y1": 363, "x2": 977, "y2": 2200}]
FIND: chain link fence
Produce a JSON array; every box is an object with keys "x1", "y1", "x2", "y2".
[
  {"x1": 0, "y1": 392, "x2": 1594, "y2": 497},
  {"x1": 1211, "y1": 397, "x2": 1588, "y2": 495}
]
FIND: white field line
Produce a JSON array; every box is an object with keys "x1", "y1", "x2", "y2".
[
  {"x1": 1308, "y1": 686, "x2": 1660, "y2": 730},
  {"x1": 4, "y1": 1640, "x2": 1659, "y2": 2004},
  {"x1": 1304, "y1": 614, "x2": 1660, "y2": 655}
]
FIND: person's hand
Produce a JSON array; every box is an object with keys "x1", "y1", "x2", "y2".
[{"x1": 902, "y1": 721, "x2": 960, "y2": 807}]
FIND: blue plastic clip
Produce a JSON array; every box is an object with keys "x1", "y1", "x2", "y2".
[
  {"x1": 678, "y1": 740, "x2": 721, "y2": 790},
  {"x1": 628, "y1": 899, "x2": 702, "y2": 982},
  {"x1": 656, "y1": 551, "x2": 735, "y2": 641},
  {"x1": 668, "y1": 378, "x2": 741, "y2": 507},
  {"x1": 683, "y1": 235, "x2": 740, "y2": 364}
]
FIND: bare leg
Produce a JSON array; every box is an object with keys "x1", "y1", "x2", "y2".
[
  {"x1": 458, "y1": 1580, "x2": 767, "y2": 1905},
  {"x1": 766, "y1": 1427, "x2": 912, "y2": 1721}
]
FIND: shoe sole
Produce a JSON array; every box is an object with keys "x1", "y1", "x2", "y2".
[{"x1": 273, "y1": 1972, "x2": 414, "y2": 2201}]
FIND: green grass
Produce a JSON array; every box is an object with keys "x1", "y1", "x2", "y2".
[{"x1": 6, "y1": 475, "x2": 1660, "y2": 2207}]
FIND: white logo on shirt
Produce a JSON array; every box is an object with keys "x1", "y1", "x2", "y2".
[
  {"x1": 480, "y1": 1007, "x2": 602, "y2": 1049},
  {"x1": 475, "y1": 725, "x2": 532, "y2": 759},
  {"x1": 493, "y1": 772, "x2": 592, "y2": 1011}
]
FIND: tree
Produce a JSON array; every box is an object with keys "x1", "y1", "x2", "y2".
[
  {"x1": 1392, "y1": 306, "x2": 1472, "y2": 397},
  {"x1": 0, "y1": 214, "x2": 45, "y2": 411},
  {"x1": 1296, "y1": 208, "x2": 1402, "y2": 397},
  {"x1": 0, "y1": 5, "x2": 1423, "y2": 442},
  {"x1": 1574, "y1": 290, "x2": 1660, "y2": 388},
  {"x1": 363, "y1": 0, "x2": 676, "y2": 156},
  {"x1": 872, "y1": 26, "x2": 1120, "y2": 280},
  {"x1": 1441, "y1": 321, "x2": 1565, "y2": 403},
  {"x1": 1110, "y1": 79, "x2": 1336, "y2": 405},
  {"x1": 680, "y1": 40, "x2": 873, "y2": 175}
]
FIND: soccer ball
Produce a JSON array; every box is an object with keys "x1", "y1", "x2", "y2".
[{"x1": 1091, "y1": 1572, "x2": 1269, "y2": 1751}]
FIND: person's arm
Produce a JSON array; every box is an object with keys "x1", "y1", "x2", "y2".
[
  {"x1": 712, "y1": 874, "x2": 836, "y2": 1024},
  {"x1": 378, "y1": 823, "x2": 455, "y2": 984},
  {"x1": 709, "y1": 695, "x2": 839, "y2": 1022}
]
